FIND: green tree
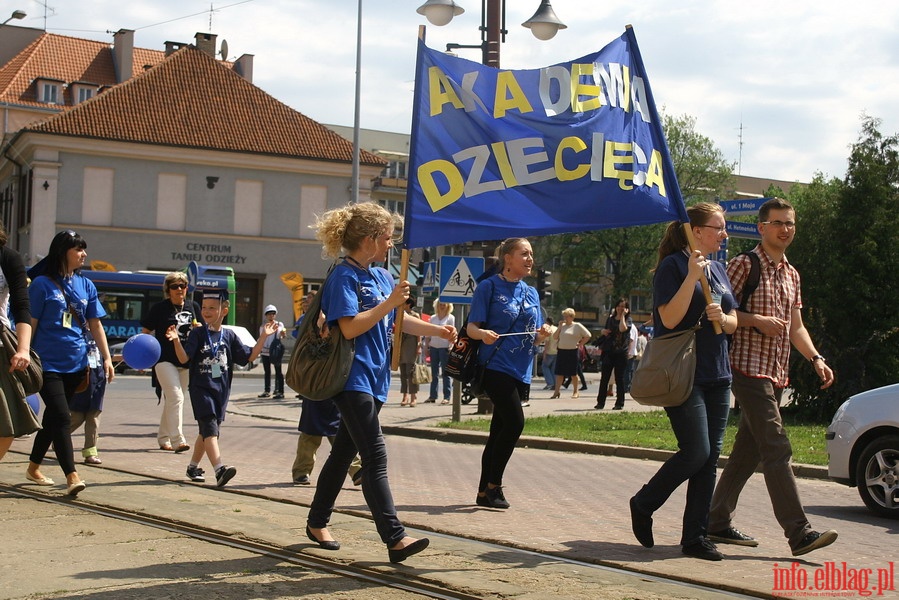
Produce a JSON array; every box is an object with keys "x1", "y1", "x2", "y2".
[
  {"x1": 788, "y1": 117, "x2": 899, "y2": 418},
  {"x1": 534, "y1": 112, "x2": 734, "y2": 315}
]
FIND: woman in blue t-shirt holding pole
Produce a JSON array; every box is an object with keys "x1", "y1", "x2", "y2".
[
  {"x1": 467, "y1": 238, "x2": 553, "y2": 510},
  {"x1": 305, "y1": 202, "x2": 455, "y2": 564},
  {"x1": 628, "y1": 202, "x2": 737, "y2": 561}
]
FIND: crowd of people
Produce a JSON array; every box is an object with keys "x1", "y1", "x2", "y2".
[{"x1": 2, "y1": 196, "x2": 838, "y2": 564}]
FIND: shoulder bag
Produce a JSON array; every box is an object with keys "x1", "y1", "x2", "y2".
[
  {"x1": 412, "y1": 361, "x2": 432, "y2": 385},
  {"x1": 285, "y1": 263, "x2": 358, "y2": 401},
  {"x1": 629, "y1": 327, "x2": 699, "y2": 407}
]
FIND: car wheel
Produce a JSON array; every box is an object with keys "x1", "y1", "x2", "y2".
[{"x1": 855, "y1": 435, "x2": 899, "y2": 519}]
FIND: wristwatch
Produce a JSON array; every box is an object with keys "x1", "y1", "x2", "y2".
[{"x1": 809, "y1": 354, "x2": 825, "y2": 363}]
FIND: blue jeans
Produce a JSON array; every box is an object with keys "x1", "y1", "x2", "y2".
[
  {"x1": 542, "y1": 353, "x2": 557, "y2": 388},
  {"x1": 307, "y1": 391, "x2": 405, "y2": 547},
  {"x1": 632, "y1": 382, "x2": 731, "y2": 546},
  {"x1": 429, "y1": 347, "x2": 450, "y2": 400}
]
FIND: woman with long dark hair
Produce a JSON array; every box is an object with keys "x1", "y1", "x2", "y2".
[
  {"x1": 25, "y1": 230, "x2": 114, "y2": 495},
  {"x1": 628, "y1": 203, "x2": 736, "y2": 560}
]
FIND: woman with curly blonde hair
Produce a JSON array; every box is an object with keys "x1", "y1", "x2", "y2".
[{"x1": 305, "y1": 202, "x2": 456, "y2": 564}]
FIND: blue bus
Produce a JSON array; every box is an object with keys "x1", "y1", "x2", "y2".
[{"x1": 83, "y1": 262, "x2": 236, "y2": 343}]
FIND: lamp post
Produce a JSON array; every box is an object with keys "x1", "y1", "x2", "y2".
[
  {"x1": 416, "y1": 0, "x2": 565, "y2": 68},
  {"x1": 1, "y1": 9, "x2": 26, "y2": 26},
  {"x1": 416, "y1": 0, "x2": 565, "y2": 415}
]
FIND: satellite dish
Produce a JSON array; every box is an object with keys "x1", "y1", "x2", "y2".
[{"x1": 220, "y1": 39, "x2": 229, "y2": 61}]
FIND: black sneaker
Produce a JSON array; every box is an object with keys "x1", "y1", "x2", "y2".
[
  {"x1": 477, "y1": 485, "x2": 510, "y2": 509},
  {"x1": 709, "y1": 527, "x2": 759, "y2": 547},
  {"x1": 682, "y1": 537, "x2": 724, "y2": 561},
  {"x1": 791, "y1": 530, "x2": 838, "y2": 556},
  {"x1": 293, "y1": 475, "x2": 310, "y2": 485},
  {"x1": 257, "y1": 392, "x2": 271, "y2": 398},
  {"x1": 629, "y1": 497, "x2": 654, "y2": 548},
  {"x1": 520, "y1": 400, "x2": 530, "y2": 407},
  {"x1": 272, "y1": 393, "x2": 284, "y2": 399},
  {"x1": 424, "y1": 398, "x2": 437, "y2": 403},
  {"x1": 186, "y1": 466, "x2": 205, "y2": 482},
  {"x1": 215, "y1": 465, "x2": 237, "y2": 488}
]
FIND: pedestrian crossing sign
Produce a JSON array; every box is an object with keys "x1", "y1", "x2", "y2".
[
  {"x1": 421, "y1": 261, "x2": 437, "y2": 292},
  {"x1": 439, "y1": 256, "x2": 484, "y2": 304}
]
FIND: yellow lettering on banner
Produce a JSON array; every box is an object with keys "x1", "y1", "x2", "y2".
[
  {"x1": 490, "y1": 141, "x2": 519, "y2": 187},
  {"x1": 570, "y1": 63, "x2": 601, "y2": 113},
  {"x1": 646, "y1": 149, "x2": 666, "y2": 197},
  {"x1": 604, "y1": 141, "x2": 635, "y2": 191},
  {"x1": 554, "y1": 136, "x2": 590, "y2": 181},
  {"x1": 494, "y1": 71, "x2": 533, "y2": 118},
  {"x1": 418, "y1": 160, "x2": 464, "y2": 211},
  {"x1": 429, "y1": 66, "x2": 464, "y2": 117}
]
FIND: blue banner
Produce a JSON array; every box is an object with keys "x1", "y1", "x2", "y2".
[{"x1": 403, "y1": 27, "x2": 688, "y2": 249}]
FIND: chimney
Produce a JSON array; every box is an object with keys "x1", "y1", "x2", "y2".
[
  {"x1": 164, "y1": 41, "x2": 187, "y2": 57},
  {"x1": 195, "y1": 32, "x2": 218, "y2": 57},
  {"x1": 112, "y1": 29, "x2": 134, "y2": 83},
  {"x1": 233, "y1": 54, "x2": 254, "y2": 83}
]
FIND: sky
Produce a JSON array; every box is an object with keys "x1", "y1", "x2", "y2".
[{"x1": 11, "y1": 0, "x2": 899, "y2": 183}]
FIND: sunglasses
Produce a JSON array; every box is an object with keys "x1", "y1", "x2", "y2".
[{"x1": 168, "y1": 283, "x2": 188, "y2": 290}]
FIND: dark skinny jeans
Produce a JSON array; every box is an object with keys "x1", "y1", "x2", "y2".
[
  {"x1": 631, "y1": 382, "x2": 731, "y2": 546},
  {"x1": 478, "y1": 369, "x2": 527, "y2": 491},
  {"x1": 29, "y1": 370, "x2": 85, "y2": 475},
  {"x1": 307, "y1": 390, "x2": 405, "y2": 547},
  {"x1": 597, "y1": 351, "x2": 627, "y2": 408}
]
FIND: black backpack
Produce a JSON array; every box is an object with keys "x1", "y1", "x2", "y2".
[{"x1": 736, "y1": 251, "x2": 761, "y2": 312}]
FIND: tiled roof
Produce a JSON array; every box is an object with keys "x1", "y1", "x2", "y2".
[
  {"x1": 3, "y1": 33, "x2": 384, "y2": 166},
  {"x1": 0, "y1": 33, "x2": 165, "y2": 109}
]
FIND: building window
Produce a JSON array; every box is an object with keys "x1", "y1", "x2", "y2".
[
  {"x1": 41, "y1": 83, "x2": 59, "y2": 104},
  {"x1": 381, "y1": 160, "x2": 408, "y2": 180},
  {"x1": 77, "y1": 87, "x2": 94, "y2": 103},
  {"x1": 378, "y1": 199, "x2": 405, "y2": 216}
]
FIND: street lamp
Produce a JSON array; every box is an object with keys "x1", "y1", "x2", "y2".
[
  {"x1": 416, "y1": 0, "x2": 565, "y2": 68},
  {"x1": 1, "y1": 9, "x2": 26, "y2": 26}
]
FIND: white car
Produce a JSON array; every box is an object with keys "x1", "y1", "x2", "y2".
[{"x1": 826, "y1": 384, "x2": 899, "y2": 518}]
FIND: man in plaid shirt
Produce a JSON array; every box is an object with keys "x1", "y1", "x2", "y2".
[{"x1": 707, "y1": 198, "x2": 838, "y2": 557}]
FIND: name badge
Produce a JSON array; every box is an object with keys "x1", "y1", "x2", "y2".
[
  {"x1": 62, "y1": 311, "x2": 73, "y2": 329},
  {"x1": 211, "y1": 363, "x2": 222, "y2": 379}
]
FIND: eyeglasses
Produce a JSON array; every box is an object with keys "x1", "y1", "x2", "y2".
[
  {"x1": 698, "y1": 225, "x2": 727, "y2": 234},
  {"x1": 761, "y1": 220, "x2": 796, "y2": 230},
  {"x1": 168, "y1": 283, "x2": 187, "y2": 290}
]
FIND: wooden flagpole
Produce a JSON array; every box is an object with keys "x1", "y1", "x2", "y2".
[{"x1": 682, "y1": 223, "x2": 722, "y2": 335}]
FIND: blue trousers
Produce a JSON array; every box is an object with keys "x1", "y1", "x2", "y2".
[
  {"x1": 307, "y1": 391, "x2": 405, "y2": 547},
  {"x1": 632, "y1": 382, "x2": 731, "y2": 546},
  {"x1": 428, "y1": 347, "x2": 451, "y2": 400}
]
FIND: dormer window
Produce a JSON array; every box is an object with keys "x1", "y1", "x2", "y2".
[
  {"x1": 35, "y1": 78, "x2": 64, "y2": 105},
  {"x1": 70, "y1": 82, "x2": 99, "y2": 105}
]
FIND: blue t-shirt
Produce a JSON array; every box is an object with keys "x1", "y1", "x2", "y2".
[
  {"x1": 320, "y1": 262, "x2": 395, "y2": 402},
  {"x1": 652, "y1": 252, "x2": 734, "y2": 385},
  {"x1": 468, "y1": 275, "x2": 543, "y2": 384},
  {"x1": 183, "y1": 326, "x2": 252, "y2": 422},
  {"x1": 30, "y1": 274, "x2": 106, "y2": 374}
]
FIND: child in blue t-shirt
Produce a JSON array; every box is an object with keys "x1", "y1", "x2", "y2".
[{"x1": 167, "y1": 291, "x2": 275, "y2": 487}]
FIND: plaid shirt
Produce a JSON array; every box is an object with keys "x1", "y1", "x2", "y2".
[{"x1": 728, "y1": 245, "x2": 802, "y2": 387}]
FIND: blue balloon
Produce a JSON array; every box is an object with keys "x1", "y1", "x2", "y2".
[
  {"x1": 26, "y1": 394, "x2": 40, "y2": 415},
  {"x1": 122, "y1": 333, "x2": 161, "y2": 370}
]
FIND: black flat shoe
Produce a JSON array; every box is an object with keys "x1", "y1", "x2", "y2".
[
  {"x1": 388, "y1": 538, "x2": 429, "y2": 564},
  {"x1": 306, "y1": 525, "x2": 340, "y2": 551},
  {"x1": 629, "y1": 496, "x2": 654, "y2": 548}
]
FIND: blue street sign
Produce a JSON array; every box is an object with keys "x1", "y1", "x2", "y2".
[
  {"x1": 439, "y1": 256, "x2": 484, "y2": 304},
  {"x1": 718, "y1": 197, "x2": 772, "y2": 216},
  {"x1": 726, "y1": 220, "x2": 761, "y2": 240},
  {"x1": 421, "y1": 261, "x2": 437, "y2": 292}
]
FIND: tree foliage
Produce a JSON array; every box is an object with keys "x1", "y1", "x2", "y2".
[
  {"x1": 534, "y1": 112, "x2": 734, "y2": 315},
  {"x1": 787, "y1": 117, "x2": 899, "y2": 418}
]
